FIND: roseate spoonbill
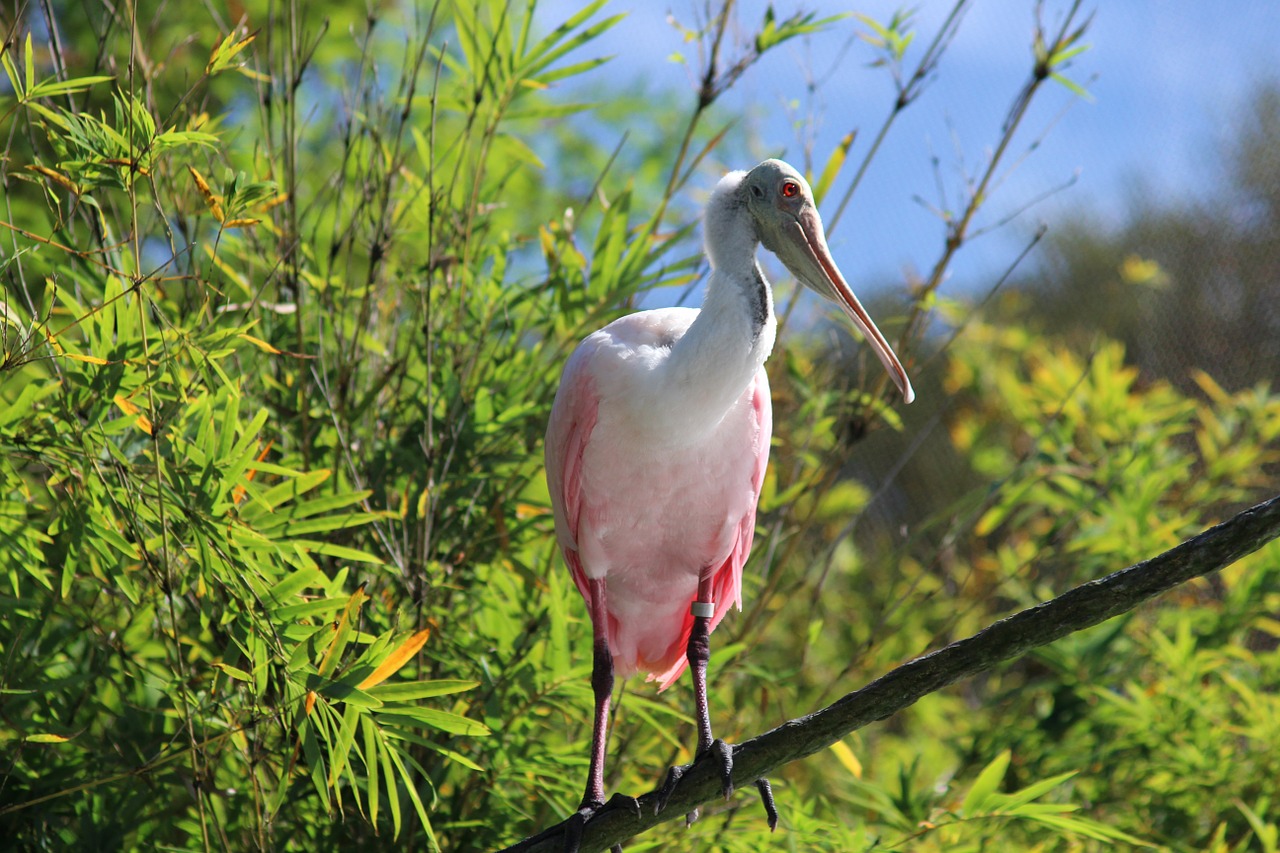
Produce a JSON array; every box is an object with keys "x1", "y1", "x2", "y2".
[{"x1": 544, "y1": 159, "x2": 914, "y2": 844}]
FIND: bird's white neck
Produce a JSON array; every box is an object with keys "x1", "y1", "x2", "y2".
[{"x1": 645, "y1": 173, "x2": 777, "y2": 440}]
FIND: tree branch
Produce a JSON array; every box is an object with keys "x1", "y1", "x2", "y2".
[{"x1": 499, "y1": 494, "x2": 1280, "y2": 853}]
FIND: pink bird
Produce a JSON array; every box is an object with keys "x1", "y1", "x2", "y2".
[{"x1": 545, "y1": 159, "x2": 914, "y2": 845}]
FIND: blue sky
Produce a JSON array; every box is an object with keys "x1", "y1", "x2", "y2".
[{"x1": 539, "y1": 1, "x2": 1280, "y2": 291}]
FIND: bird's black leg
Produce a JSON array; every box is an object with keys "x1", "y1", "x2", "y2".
[
  {"x1": 655, "y1": 589, "x2": 778, "y2": 830},
  {"x1": 563, "y1": 579, "x2": 631, "y2": 853}
]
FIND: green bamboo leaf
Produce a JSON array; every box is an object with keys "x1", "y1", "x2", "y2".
[
  {"x1": 317, "y1": 587, "x2": 367, "y2": 677},
  {"x1": 155, "y1": 128, "x2": 218, "y2": 149},
  {"x1": 531, "y1": 55, "x2": 611, "y2": 86},
  {"x1": 1028, "y1": 813, "x2": 1150, "y2": 845},
  {"x1": 380, "y1": 727, "x2": 401, "y2": 835},
  {"x1": 23, "y1": 33, "x2": 34, "y2": 100},
  {"x1": 1235, "y1": 800, "x2": 1279, "y2": 852},
  {"x1": 2, "y1": 43, "x2": 23, "y2": 99},
  {"x1": 90, "y1": 519, "x2": 139, "y2": 558},
  {"x1": 274, "y1": 597, "x2": 349, "y2": 621},
  {"x1": 293, "y1": 540, "x2": 384, "y2": 565},
  {"x1": 506, "y1": 101, "x2": 598, "y2": 121},
  {"x1": 995, "y1": 770, "x2": 1078, "y2": 811},
  {"x1": 60, "y1": 555, "x2": 75, "y2": 599},
  {"x1": 327, "y1": 701, "x2": 362, "y2": 787},
  {"x1": 366, "y1": 680, "x2": 479, "y2": 703},
  {"x1": 1007, "y1": 802, "x2": 1080, "y2": 816},
  {"x1": 267, "y1": 567, "x2": 330, "y2": 605},
  {"x1": 269, "y1": 509, "x2": 382, "y2": 538},
  {"x1": 28, "y1": 74, "x2": 115, "y2": 99},
  {"x1": 1050, "y1": 72, "x2": 1091, "y2": 100},
  {"x1": 324, "y1": 682, "x2": 384, "y2": 708},
  {"x1": 518, "y1": 0, "x2": 613, "y2": 76},
  {"x1": 363, "y1": 717, "x2": 381, "y2": 827},
  {"x1": 0, "y1": 379, "x2": 60, "y2": 428},
  {"x1": 303, "y1": 713, "x2": 333, "y2": 812},
  {"x1": 424, "y1": 742, "x2": 484, "y2": 773},
  {"x1": 212, "y1": 662, "x2": 253, "y2": 682},
  {"x1": 225, "y1": 408, "x2": 271, "y2": 481},
  {"x1": 243, "y1": 459, "x2": 312, "y2": 479},
  {"x1": 387, "y1": 745, "x2": 437, "y2": 849},
  {"x1": 514, "y1": 0, "x2": 536, "y2": 59},
  {"x1": 1050, "y1": 43, "x2": 1091, "y2": 66},
  {"x1": 961, "y1": 749, "x2": 1010, "y2": 815},
  {"x1": 375, "y1": 708, "x2": 491, "y2": 737},
  {"x1": 521, "y1": 13, "x2": 624, "y2": 82},
  {"x1": 449, "y1": 3, "x2": 481, "y2": 79},
  {"x1": 385, "y1": 730, "x2": 485, "y2": 772}
]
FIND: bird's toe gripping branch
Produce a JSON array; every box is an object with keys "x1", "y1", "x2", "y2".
[
  {"x1": 653, "y1": 739, "x2": 778, "y2": 830},
  {"x1": 653, "y1": 737, "x2": 732, "y2": 826},
  {"x1": 562, "y1": 794, "x2": 639, "y2": 853}
]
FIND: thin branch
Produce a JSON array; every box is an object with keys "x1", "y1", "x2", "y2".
[{"x1": 499, "y1": 493, "x2": 1280, "y2": 853}]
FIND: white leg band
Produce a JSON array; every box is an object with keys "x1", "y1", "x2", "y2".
[{"x1": 690, "y1": 601, "x2": 715, "y2": 619}]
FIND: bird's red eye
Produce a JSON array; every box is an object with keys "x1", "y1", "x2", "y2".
[{"x1": 781, "y1": 181, "x2": 799, "y2": 198}]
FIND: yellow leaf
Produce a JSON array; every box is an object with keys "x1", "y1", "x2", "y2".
[
  {"x1": 1119, "y1": 253, "x2": 1168, "y2": 288},
  {"x1": 1191, "y1": 369, "x2": 1232, "y2": 406},
  {"x1": 813, "y1": 130, "x2": 856, "y2": 205},
  {"x1": 515, "y1": 502, "x2": 549, "y2": 519},
  {"x1": 112, "y1": 394, "x2": 153, "y2": 434},
  {"x1": 830, "y1": 740, "x2": 863, "y2": 779},
  {"x1": 304, "y1": 690, "x2": 318, "y2": 716},
  {"x1": 1255, "y1": 617, "x2": 1280, "y2": 639},
  {"x1": 231, "y1": 440, "x2": 274, "y2": 505},
  {"x1": 27, "y1": 164, "x2": 81, "y2": 194},
  {"x1": 222, "y1": 217, "x2": 261, "y2": 229},
  {"x1": 206, "y1": 31, "x2": 257, "y2": 76},
  {"x1": 63, "y1": 352, "x2": 108, "y2": 365},
  {"x1": 357, "y1": 628, "x2": 432, "y2": 690},
  {"x1": 27, "y1": 733, "x2": 72, "y2": 744},
  {"x1": 238, "y1": 333, "x2": 281, "y2": 354},
  {"x1": 187, "y1": 165, "x2": 224, "y2": 221}
]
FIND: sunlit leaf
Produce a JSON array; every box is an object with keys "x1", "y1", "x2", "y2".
[
  {"x1": 961, "y1": 749, "x2": 1010, "y2": 815},
  {"x1": 356, "y1": 628, "x2": 432, "y2": 690}
]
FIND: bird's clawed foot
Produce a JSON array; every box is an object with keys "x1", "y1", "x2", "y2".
[
  {"x1": 653, "y1": 740, "x2": 779, "y2": 831},
  {"x1": 564, "y1": 793, "x2": 640, "y2": 853},
  {"x1": 654, "y1": 738, "x2": 735, "y2": 826}
]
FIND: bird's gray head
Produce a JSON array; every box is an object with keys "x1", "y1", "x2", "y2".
[
  {"x1": 730, "y1": 158, "x2": 915, "y2": 403},
  {"x1": 738, "y1": 158, "x2": 812, "y2": 244}
]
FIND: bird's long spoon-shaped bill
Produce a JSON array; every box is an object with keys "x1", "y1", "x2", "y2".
[{"x1": 795, "y1": 208, "x2": 916, "y2": 404}]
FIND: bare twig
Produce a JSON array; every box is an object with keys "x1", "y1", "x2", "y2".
[{"x1": 499, "y1": 493, "x2": 1280, "y2": 853}]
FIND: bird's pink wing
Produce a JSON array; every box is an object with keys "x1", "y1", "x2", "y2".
[
  {"x1": 650, "y1": 368, "x2": 773, "y2": 690},
  {"x1": 544, "y1": 349, "x2": 600, "y2": 604}
]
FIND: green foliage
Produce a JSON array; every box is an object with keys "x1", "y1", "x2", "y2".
[
  {"x1": 933, "y1": 321, "x2": 1280, "y2": 852},
  {"x1": 1, "y1": 1, "x2": 1275, "y2": 852}
]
